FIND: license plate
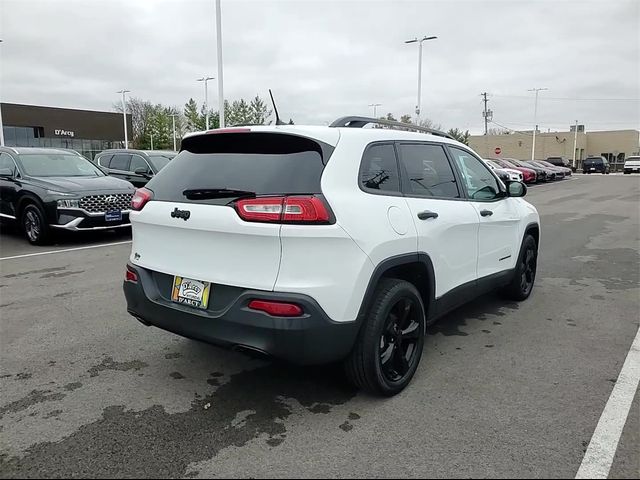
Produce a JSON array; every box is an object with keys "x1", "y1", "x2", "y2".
[
  {"x1": 590, "y1": 168, "x2": 596, "y2": 171},
  {"x1": 171, "y1": 276, "x2": 211, "y2": 309},
  {"x1": 105, "y1": 210, "x2": 122, "y2": 222}
]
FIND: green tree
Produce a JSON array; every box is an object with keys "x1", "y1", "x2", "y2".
[
  {"x1": 184, "y1": 98, "x2": 205, "y2": 132},
  {"x1": 447, "y1": 128, "x2": 471, "y2": 145},
  {"x1": 400, "y1": 114, "x2": 412, "y2": 124},
  {"x1": 249, "y1": 95, "x2": 271, "y2": 124},
  {"x1": 140, "y1": 105, "x2": 173, "y2": 150}
]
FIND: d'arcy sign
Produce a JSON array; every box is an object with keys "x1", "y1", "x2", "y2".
[{"x1": 54, "y1": 129, "x2": 75, "y2": 137}]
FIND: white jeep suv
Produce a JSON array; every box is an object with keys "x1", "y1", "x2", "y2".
[{"x1": 123, "y1": 116, "x2": 540, "y2": 396}]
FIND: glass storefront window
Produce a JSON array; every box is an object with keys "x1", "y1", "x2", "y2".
[
  {"x1": 14, "y1": 127, "x2": 29, "y2": 146},
  {"x1": 3, "y1": 126, "x2": 17, "y2": 146},
  {"x1": 2, "y1": 125, "x2": 119, "y2": 158}
]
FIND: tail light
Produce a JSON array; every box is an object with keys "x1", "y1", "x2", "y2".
[
  {"x1": 131, "y1": 188, "x2": 153, "y2": 211},
  {"x1": 248, "y1": 300, "x2": 304, "y2": 317},
  {"x1": 235, "y1": 196, "x2": 331, "y2": 224},
  {"x1": 125, "y1": 265, "x2": 138, "y2": 283}
]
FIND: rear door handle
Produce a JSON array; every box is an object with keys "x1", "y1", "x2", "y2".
[
  {"x1": 480, "y1": 209, "x2": 493, "y2": 217},
  {"x1": 417, "y1": 210, "x2": 439, "y2": 220}
]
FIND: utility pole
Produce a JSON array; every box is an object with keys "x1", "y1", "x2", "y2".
[
  {"x1": 150, "y1": 133, "x2": 154, "y2": 150},
  {"x1": 572, "y1": 120, "x2": 579, "y2": 170},
  {"x1": 368, "y1": 103, "x2": 382, "y2": 117},
  {"x1": 481, "y1": 92, "x2": 492, "y2": 135},
  {"x1": 528, "y1": 87, "x2": 548, "y2": 161}
]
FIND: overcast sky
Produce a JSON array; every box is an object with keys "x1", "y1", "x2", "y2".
[{"x1": 1, "y1": 0, "x2": 638, "y2": 134}]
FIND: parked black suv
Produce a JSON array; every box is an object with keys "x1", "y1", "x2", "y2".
[
  {"x1": 0, "y1": 147, "x2": 135, "y2": 244},
  {"x1": 546, "y1": 156, "x2": 571, "y2": 168},
  {"x1": 583, "y1": 156, "x2": 610, "y2": 174},
  {"x1": 95, "y1": 149, "x2": 176, "y2": 187}
]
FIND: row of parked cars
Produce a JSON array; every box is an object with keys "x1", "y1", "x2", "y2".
[
  {"x1": 483, "y1": 157, "x2": 573, "y2": 184},
  {"x1": 0, "y1": 147, "x2": 175, "y2": 244}
]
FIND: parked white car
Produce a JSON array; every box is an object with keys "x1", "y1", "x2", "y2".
[
  {"x1": 623, "y1": 156, "x2": 640, "y2": 174},
  {"x1": 123, "y1": 116, "x2": 540, "y2": 396},
  {"x1": 484, "y1": 159, "x2": 523, "y2": 182}
]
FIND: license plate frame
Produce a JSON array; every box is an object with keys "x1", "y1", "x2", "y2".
[
  {"x1": 171, "y1": 276, "x2": 211, "y2": 310},
  {"x1": 105, "y1": 210, "x2": 122, "y2": 222}
]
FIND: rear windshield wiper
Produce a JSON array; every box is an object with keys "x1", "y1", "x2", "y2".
[{"x1": 182, "y1": 188, "x2": 256, "y2": 200}]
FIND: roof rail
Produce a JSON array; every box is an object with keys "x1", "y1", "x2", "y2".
[{"x1": 329, "y1": 116, "x2": 454, "y2": 140}]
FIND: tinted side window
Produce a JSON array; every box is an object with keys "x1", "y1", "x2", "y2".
[
  {"x1": 360, "y1": 144, "x2": 400, "y2": 193},
  {"x1": 448, "y1": 147, "x2": 501, "y2": 201},
  {"x1": 0, "y1": 153, "x2": 17, "y2": 175},
  {"x1": 130, "y1": 155, "x2": 150, "y2": 173},
  {"x1": 398, "y1": 144, "x2": 459, "y2": 198},
  {"x1": 97, "y1": 154, "x2": 113, "y2": 167},
  {"x1": 109, "y1": 154, "x2": 131, "y2": 171}
]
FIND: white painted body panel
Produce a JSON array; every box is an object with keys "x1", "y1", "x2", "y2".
[
  {"x1": 130, "y1": 125, "x2": 540, "y2": 324},
  {"x1": 130, "y1": 201, "x2": 281, "y2": 291}
]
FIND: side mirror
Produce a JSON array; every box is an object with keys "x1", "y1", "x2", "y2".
[
  {"x1": 134, "y1": 167, "x2": 152, "y2": 177},
  {"x1": 507, "y1": 181, "x2": 527, "y2": 197},
  {"x1": 0, "y1": 167, "x2": 14, "y2": 178}
]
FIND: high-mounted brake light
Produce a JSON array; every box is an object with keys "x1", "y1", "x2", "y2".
[
  {"x1": 235, "y1": 196, "x2": 331, "y2": 224},
  {"x1": 131, "y1": 188, "x2": 153, "y2": 211},
  {"x1": 248, "y1": 300, "x2": 304, "y2": 317},
  {"x1": 206, "y1": 128, "x2": 251, "y2": 134}
]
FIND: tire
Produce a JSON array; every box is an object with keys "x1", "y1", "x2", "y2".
[
  {"x1": 344, "y1": 278, "x2": 426, "y2": 396},
  {"x1": 503, "y1": 234, "x2": 537, "y2": 301},
  {"x1": 21, "y1": 203, "x2": 52, "y2": 245}
]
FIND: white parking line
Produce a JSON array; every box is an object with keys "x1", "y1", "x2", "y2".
[
  {"x1": 575, "y1": 326, "x2": 640, "y2": 479},
  {"x1": 0, "y1": 240, "x2": 132, "y2": 261}
]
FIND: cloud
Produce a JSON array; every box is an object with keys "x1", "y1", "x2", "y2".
[{"x1": 1, "y1": 0, "x2": 638, "y2": 133}]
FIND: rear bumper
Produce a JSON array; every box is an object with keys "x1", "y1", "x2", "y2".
[{"x1": 123, "y1": 264, "x2": 360, "y2": 365}]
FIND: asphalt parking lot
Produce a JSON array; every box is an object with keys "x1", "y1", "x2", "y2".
[{"x1": 1, "y1": 175, "x2": 638, "y2": 479}]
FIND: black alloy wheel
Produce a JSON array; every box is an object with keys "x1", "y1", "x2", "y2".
[
  {"x1": 344, "y1": 278, "x2": 426, "y2": 396},
  {"x1": 379, "y1": 297, "x2": 422, "y2": 383}
]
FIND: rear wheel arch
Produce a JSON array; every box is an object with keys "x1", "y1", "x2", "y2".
[{"x1": 357, "y1": 253, "x2": 436, "y2": 325}]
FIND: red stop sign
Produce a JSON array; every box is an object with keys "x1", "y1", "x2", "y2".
[{"x1": 495, "y1": 147, "x2": 502, "y2": 155}]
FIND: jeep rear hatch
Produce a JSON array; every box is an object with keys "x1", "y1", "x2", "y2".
[{"x1": 129, "y1": 130, "x2": 335, "y2": 291}]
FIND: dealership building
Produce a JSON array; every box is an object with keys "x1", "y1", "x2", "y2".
[
  {"x1": 470, "y1": 127, "x2": 640, "y2": 170},
  {"x1": 1, "y1": 103, "x2": 132, "y2": 160}
]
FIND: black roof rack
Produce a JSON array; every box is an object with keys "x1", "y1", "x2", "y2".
[{"x1": 329, "y1": 116, "x2": 454, "y2": 140}]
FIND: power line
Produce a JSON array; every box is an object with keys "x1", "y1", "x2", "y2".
[
  {"x1": 490, "y1": 94, "x2": 640, "y2": 101},
  {"x1": 488, "y1": 119, "x2": 533, "y2": 136}
]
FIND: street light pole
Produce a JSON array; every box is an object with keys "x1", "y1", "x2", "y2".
[
  {"x1": 405, "y1": 35, "x2": 437, "y2": 125},
  {"x1": 170, "y1": 113, "x2": 178, "y2": 151},
  {"x1": 150, "y1": 133, "x2": 154, "y2": 150},
  {"x1": 197, "y1": 76, "x2": 215, "y2": 130},
  {"x1": 572, "y1": 120, "x2": 579, "y2": 170},
  {"x1": 368, "y1": 103, "x2": 382, "y2": 117},
  {"x1": 528, "y1": 87, "x2": 548, "y2": 161},
  {"x1": 216, "y1": 0, "x2": 225, "y2": 128},
  {"x1": 117, "y1": 89, "x2": 130, "y2": 149}
]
